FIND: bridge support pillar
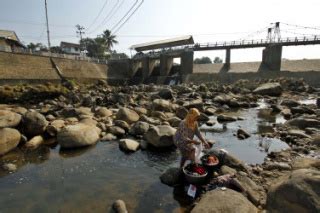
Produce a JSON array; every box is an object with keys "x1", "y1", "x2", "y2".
[
  {"x1": 224, "y1": 48, "x2": 231, "y2": 71},
  {"x1": 160, "y1": 54, "x2": 173, "y2": 76},
  {"x1": 262, "y1": 45, "x2": 282, "y2": 71},
  {"x1": 181, "y1": 51, "x2": 194, "y2": 75}
]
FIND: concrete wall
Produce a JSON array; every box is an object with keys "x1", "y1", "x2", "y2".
[
  {"x1": 188, "y1": 59, "x2": 320, "y2": 87},
  {"x1": 0, "y1": 51, "x2": 61, "y2": 84},
  {"x1": 51, "y1": 58, "x2": 107, "y2": 82}
]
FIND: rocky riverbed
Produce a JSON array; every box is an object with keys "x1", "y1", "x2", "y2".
[{"x1": 0, "y1": 78, "x2": 319, "y2": 212}]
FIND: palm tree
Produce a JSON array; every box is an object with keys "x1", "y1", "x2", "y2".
[{"x1": 101, "y1": 30, "x2": 118, "y2": 51}]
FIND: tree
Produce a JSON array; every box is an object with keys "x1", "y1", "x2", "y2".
[
  {"x1": 194, "y1": 56, "x2": 212, "y2": 64},
  {"x1": 101, "y1": 30, "x2": 118, "y2": 51},
  {"x1": 27, "y1": 42, "x2": 46, "y2": 52},
  {"x1": 213, "y1": 57, "x2": 223, "y2": 63},
  {"x1": 50, "y1": 46, "x2": 63, "y2": 54},
  {"x1": 80, "y1": 38, "x2": 105, "y2": 58}
]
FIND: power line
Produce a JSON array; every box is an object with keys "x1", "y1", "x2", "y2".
[
  {"x1": 110, "y1": 0, "x2": 139, "y2": 32},
  {"x1": 86, "y1": 0, "x2": 109, "y2": 31},
  {"x1": 281, "y1": 22, "x2": 320, "y2": 31},
  {"x1": 113, "y1": 0, "x2": 144, "y2": 34},
  {"x1": 0, "y1": 18, "x2": 74, "y2": 28},
  {"x1": 87, "y1": 0, "x2": 120, "y2": 35},
  {"x1": 103, "y1": 0, "x2": 125, "y2": 25}
]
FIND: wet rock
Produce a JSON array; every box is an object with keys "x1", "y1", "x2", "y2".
[
  {"x1": 311, "y1": 135, "x2": 320, "y2": 146},
  {"x1": 95, "y1": 107, "x2": 112, "y2": 117},
  {"x1": 265, "y1": 162, "x2": 291, "y2": 171},
  {"x1": 204, "y1": 107, "x2": 216, "y2": 116},
  {"x1": 57, "y1": 124, "x2": 100, "y2": 148},
  {"x1": 46, "y1": 120, "x2": 65, "y2": 137},
  {"x1": 119, "y1": 139, "x2": 140, "y2": 152},
  {"x1": 286, "y1": 117, "x2": 320, "y2": 129},
  {"x1": 112, "y1": 200, "x2": 127, "y2": 213},
  {"x1": 152, "y1": 99, "x2": 171, "y2": 112},
  {"x1": 160, "y1": 167, "x2": 183, "y2": 187},
  {"x1": 151, "y1": 111, "x2": 167, "y2": 121},
  {"x1": 192, "y1": 189, "x2": 257, "y2": 213},
  {"x1": 288, "y1": 129, "x2": 311, "y2": 138},
  {"x1": 198, "y1": 113, "x2": 210, "y2": 122},
  {"x1": 144, "y1": 125, "x2": 176, "y2": 148},
  {"x1": 280, "y1": 99, "x2": 300, "y2": 108},
  {"x1": 281, "y1": 108, "x2": 292, "y2": 120},
  {"x1": 217, "y1": 114, "x2": 237, "y2": 123},
  {"x1": 21, "y1": 111, "x2": 48, "y2": 137},
  {"x1": 213, "y1": 94, "x2": 232, "y2": 105},
  {"x1": 236, "y1": 173, "x2": 266, "y2": 206},
  {"x1": 168, "y1": 117, "x2": 182, "y2": 128},
  {"x1": 24, "y1": 135, "x2": 44, "y2": 150},
  {"x1": 183, "y1": 99, "x2": 203, "y2": 110},
  {"x1": 2, "y1": 163, "x2": 17, "y2": 172},
  {"x1": 220, "y1": 165, "x2": 236, "y2": 175},
  {"x1": 266, "y1": 169, "x2": 320, "y2": 213},
  {"x1": 108, "y1": 126, "x2": 126, "y2": 137},
  {"x1": 237, "y1": 128, "x2": 251, "y2": 139},
  {"x1": 176, "y1": 106, "x2": 188, "y2": 119},
  {"x1": 158, "y1": 88, "x2": 174, "y2": 100},
  {"x1": 101, "y1": 133, "x2": 117, "y2": 141},
  {"x1": 80, "y1": 118, "x2": 98, "y2": 127},
  {"x1": 253, "y1": 83, "x2": 282, "y2": 96},
  {"x1": 0, "y1": 110, "x2": 22, "y2": 128},
  {"x1": 291, "y1": 106, "x2": 315, "y2": 115},
  {"x1": 114, "y1": 120, "x2": 130, "y2": 132},
  {"x1": 206, "y1": 120, "x2": 215, "y2": 126},
  {"x1": 116, "y1": 107, "x2": 140, "y2": 124},
  {"x1": 140, "y1": 115, "x2": 161, "y2": 125},
  {"x1": 0, "y1": 128, "x2": 21, "y2": 156},
  {"x1": 129, "y1": 121, "x2": 149, "y2": 136},
  {"x1": 292, "y1": 158, "x2": 320, "y2": 170},
  {"x1": 134, "y1": 107, "x2": 148, "y2": 115}
]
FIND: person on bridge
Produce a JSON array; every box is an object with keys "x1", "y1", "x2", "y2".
[{"x1": 174, "y1": 108, "x2": 211, "y2": 168}]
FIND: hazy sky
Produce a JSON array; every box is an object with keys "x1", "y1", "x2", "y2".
[{"x1": 1, "y1": 0, "x2": 320, "y2": 62}]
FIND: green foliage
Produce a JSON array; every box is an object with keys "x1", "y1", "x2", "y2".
[
  {"x1": 194, "y1": 56, "x2": 212, "y2": 64},
  {"x1": 80, "y1": 29, "x2": 119, "y2": 59},
  {"x1": 213, "y1": 56, "x2": 223, "y2": 63}
]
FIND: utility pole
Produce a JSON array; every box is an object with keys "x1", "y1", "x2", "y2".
[
  {"x1": 45, "y1": 0, "x2": 51, "y2": 52},
  {"x1": 76, "y1": 24, "x2": 85, "y2": 51}
]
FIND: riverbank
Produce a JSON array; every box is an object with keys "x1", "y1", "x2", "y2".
[{"x1": 0, "y1": 78, "x2": 319, "y2": 212}]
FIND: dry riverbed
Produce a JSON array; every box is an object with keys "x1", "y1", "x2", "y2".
[{"x1": 0, "y1": 78, "x2": 319, "y2": 212}]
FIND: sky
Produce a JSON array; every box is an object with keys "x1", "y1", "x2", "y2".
[{"x1": 0, "y1": 0, "x2": 320, "y2": 62}]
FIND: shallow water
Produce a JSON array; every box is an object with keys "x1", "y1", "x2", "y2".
[{"x1": 0, "y1": 101, "x2": 290, "y2": 213}]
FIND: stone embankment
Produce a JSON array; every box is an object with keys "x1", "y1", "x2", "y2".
[{"x1": 0, "y1": 77, "x2": 319, "y2": 212}]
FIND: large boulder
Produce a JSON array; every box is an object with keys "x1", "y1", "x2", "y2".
[
  {"x1": 0, "y1": 110, "x2": 22, "y2": 128},
  {"x1": 116, "y1": 107, "x2": 140, "y2": 124},
  {"x1": 129, "y1": 121, "x2": 150, "y2": 136},
  {"x1": 191, "y1": 189, "x2": 257, "y2": 213},
  {"x1": 266, "y1": 169, "x2": 320, "y2": 213},
  {"x1": 253, "y1": 83, "x2": 282, "y2": 96},
  {"x1": 217, "y1": 114, "x2": 237, "y2": 123},
  {"x1": 57, "y1": 124, "x2": 101, "y2": 148},
  {"x1": 95, "y1": 107, "x2": 113, "y2": 117},
  {"x1": 0, "y1": 128, "x2": 21, "y2": 156},
  {"x1": 158, "y1": 88, "x2": 174, "y2": 100},
  {"x1": 144, "y1": 125, "x2": 176, "y2": 148},
  {"x1": 176, "y1": 106, "x2": 188, "y2": 120},
  {"x1": 160, "y1": 167, "x2": 183, "y2": 187},
  {"x1": 286, "y1": 117, "x2": 320, "y2": 129},
  {"x1": 119, "y1": 139, "x2": 140, "y2": 152},
  {"x1": 152, "y1": 99, "x2": 172, "y2": 112},
  {"x1": 21, "y1": 111, "x2": 48, "y2": 137}
]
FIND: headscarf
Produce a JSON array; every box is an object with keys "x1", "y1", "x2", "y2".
[{"x1": 185, "y1": 108, "x2": 200, "y2": 130}]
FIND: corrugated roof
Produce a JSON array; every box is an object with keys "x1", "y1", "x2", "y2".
[
  {"x1": 0, "y1": 30, "x2": 19, "y2": 41},
  {"x1": 60, "y1": 41, "x2": 80, "y2": 48},
  {"x1": 130, "y1": 35, "x2": 194, "y2": 52}
]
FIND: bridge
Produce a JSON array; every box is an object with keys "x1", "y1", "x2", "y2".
[{"x1": 129, "y1": 22, "x2": 320, "y2": 84}]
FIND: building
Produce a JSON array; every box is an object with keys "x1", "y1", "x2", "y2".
[
  {"x1": 0, "y1": 29, "x2": 26, "y2": 52},
  {"x1": 60, "y1": 42, "x2": 80, "y2": 55}
]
